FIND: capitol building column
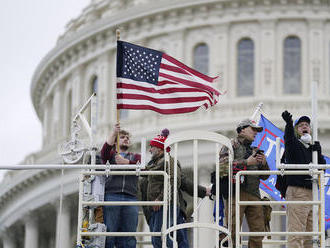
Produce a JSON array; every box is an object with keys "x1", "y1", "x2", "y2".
[
  {"x1": 23, "y1": 213, "x2": 39, "y2": 248},
  {"x1": 197, "y1": 168, "x2": 215, "y2": 247},
  {"x1": 55, "y1": 198, "x2": 71, "y2": 248},
  {"x1": 1, "y1": 229, "x2": 15, "y2": 248}
]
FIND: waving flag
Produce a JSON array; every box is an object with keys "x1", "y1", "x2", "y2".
[
  {"x1": 252, "y1": 114, "x2": 330, "y2": 230},
  {"x1": 252, "y1": 115, "x2": 285, "y2": 201},
  {"x1": 325, "y1": 156, "x2": 330, "y2": 230},
  {"x1": 116, "y1": 41, "x2": 222, "y2": 114}
]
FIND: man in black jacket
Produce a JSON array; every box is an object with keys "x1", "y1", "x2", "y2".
[{"x1": 281, "y1": 110, "x2": 326, "y2": 248}]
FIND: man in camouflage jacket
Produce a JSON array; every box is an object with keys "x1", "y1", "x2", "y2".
[
  {"x1": 219, "y1": 119, "x2": 270, "y2": 248},
  {"x1": 145, "y1": 130, "x2": 189, "y2": 248}
]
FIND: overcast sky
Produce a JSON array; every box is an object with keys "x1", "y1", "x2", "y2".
[{"x1": 0, "y1": 0, "x2": 90, "y2": 179}]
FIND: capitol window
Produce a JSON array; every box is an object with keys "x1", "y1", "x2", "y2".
[
  {"x1": 92, "y1": 76, "x2": 98, "y2": 94},
  {"x1": 237, "y1": 38, "x2": 254, "y2": 96},
  {"x1": 87, "y1": 76, "x2": 98, "y2": 124},
  {"x1": 193, "y1": 43, "x2": 209, "y2": 75},
  {"x1": 283, "y1": 36, "x2": 301, "y2": 94}
]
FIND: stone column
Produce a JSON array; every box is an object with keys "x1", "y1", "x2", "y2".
[
  {"x1": 197, "y1": 168, "x2": 216, "y2": 247},
  {"x1": 24, "y1": 213, "x2": 39, "y2": 248},
  {"x1": 55, "y1": 198, "x2": 71, "y2": 248},
  {"x1": 52, "y1": 82, "x2": 64, "y2": 140},
  {"x1": 1, "y1": 229, "x2": 15, "y2": 248},
  {"x1": 260, "y1": 20, "x2": 276, "y2": 97},
  {"x1": 308, "y1": 20, "x2": 324, "y2": 96}
]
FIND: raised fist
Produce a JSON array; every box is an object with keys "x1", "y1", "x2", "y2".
[
  {"x1": 312, "y1": 141, "x2": 322, "y2": 154},
  {"x1": 282, "y1": 110, "x2": 293, "y2": 124}
]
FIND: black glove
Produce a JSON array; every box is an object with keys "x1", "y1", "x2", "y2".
[
  {"x1": 312, "y1": 141, "x2": 322, "y2": 154},
  {"x1": 210, "y1": 184, "x2": 216, "y2": 200},
  {"x1": 282, "y1": 110, "x2": 293, "y2": 124}
]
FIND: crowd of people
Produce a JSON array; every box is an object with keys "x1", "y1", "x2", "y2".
[{"x1": 96, "y1": 110, "x2": 326, "y2": 248}]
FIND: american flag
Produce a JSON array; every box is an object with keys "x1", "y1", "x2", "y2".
[{"x1": 116, "y1": 41, "x2": 222, "y2": 114}]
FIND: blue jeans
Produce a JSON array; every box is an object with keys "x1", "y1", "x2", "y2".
[
  {"x1": 103, "y1": 193, "x2": 138, "y2": 248},
  {"x1": 149, "y1": 207, "x2": 189, "y2": 248}
]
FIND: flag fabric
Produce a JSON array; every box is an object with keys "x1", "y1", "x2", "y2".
[
  {"x1": 324, "y1": 156, "x2": 330, "y2": 230},
  {"x1": 116, "y1": 41, "x2": 222, "y2": 114},
  {"x1": 252, "y1": 115, "x2": 285, "y2": 201},
  {"x1": 252, "y1": 114, "x2": 330, "y2": 230}
]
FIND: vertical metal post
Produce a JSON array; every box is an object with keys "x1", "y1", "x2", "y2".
[
  {"x1": 311, "y1": 81, "x2": 319, "y2": 248},
  {"x1": 163, "y1": 152, "x2": 170, "y2": 248},
  {"x1": 235, "y1": 173, "x2": 240, "y2": 248},
  {"x1": 276, "y1": 137, "x2": 281, "y2": 170},
  {"x1": 320, "y1": 171, "x2": 326, "y2": 247},
  {"x1": 193, "y1": 140, "x2": 198, "y2": 247},
  {"x1": 141, "y1": 137, "x2": 146, "y2": 167},
  {"x1": 76, "y1": 173, "x2": 84, "y2": 246},
  {"x1": 173, "y1": 143, "x2": 178, "y2": 246},
  {"x1": 90, "y1": 93, "x2": 97, "y2": 165},
  {"x1": 228, "y1": 148, "x2": 233, "y2": 245},
  {"x1": 89, "y1": 93, "x2": 97, "y2": 225},
  {"x1": 215, "y1": 143, "x2": 220, "y2": 248}
]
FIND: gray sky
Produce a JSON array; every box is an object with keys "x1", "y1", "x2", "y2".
[{"x1": 0, "y1": 0, "x2": 90, "y2": 179}]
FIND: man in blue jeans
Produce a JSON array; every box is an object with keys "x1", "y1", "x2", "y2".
[
  {"x1": 146, "y1": 129, "x2": 189, "y2": 248},
  {"x1": 100, "y1": 123, "x2": 141, "y2": 248}
]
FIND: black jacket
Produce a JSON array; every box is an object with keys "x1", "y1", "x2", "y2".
[{"x1": 283, "y1": 122, "x2": 326, "y2": 189}]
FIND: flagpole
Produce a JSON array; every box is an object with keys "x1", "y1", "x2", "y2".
[
  {"x1": 116, "y1": 29, "x2": 121, "y2": 152},
  {"x1": 250, "y1": 102, "x2": 263, "y2": 121},
  {"x1": 311, "y1": 81, "x2": 322, "y2": 248}
]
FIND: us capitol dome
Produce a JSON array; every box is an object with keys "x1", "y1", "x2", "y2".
[{"x1": 1, "y1": 0, "x2": 330, "y2": 247}]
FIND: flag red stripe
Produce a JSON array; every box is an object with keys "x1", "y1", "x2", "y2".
[
  {"x1": 160, "y1": 63, "x2": 190, "y2": 75},
  {"x1": 117, "y1": 82, "x2": 214, "y2": 98},
  {"x1": 162, "y1": 53, "x2": 217, "y2": 83},
  {"x1": 265, "y1": 128, "x2": 285, "y2": 144},
  {"x1": 159, "y1": 72, "x2": 220, "y2": 96},
  {"x1": 157, "y1": 81, "x2": 178, "y2": 86},
  {"x1": 117, "y1": 93, "x2": 212, "y2": 105},
  {"x1": 260, "y1": 181, "x2": 273, "y2": 191},
  {"x1": 117, "y1": 104, "x2": 200, "y2": 114},
  {"x1": 158, "y1": 79, "x2": 213, "y2": 99}
]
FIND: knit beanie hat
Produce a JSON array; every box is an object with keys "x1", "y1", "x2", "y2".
[{"x1": 150, "y1": 129, "x2": 170, "y2": 152}]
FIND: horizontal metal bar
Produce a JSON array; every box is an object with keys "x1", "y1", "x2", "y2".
[
  {"x1": 80, "y1": 231, "x2": 161, "y2": 237},
  {"x1": 82, "y1": 170, "x2": 165, "y2": 176},
  {"x1": 0, "y1": 164, "x2": 145, "y2": 170},
  {"x1": 237, "y1": 170, "x2": 322, "y2": 176},
  {"x1": 136, "y1": 240, "x2": 152, "y2": 245},
  {"x1": 239, "y1": 231, "x2": 321, "y2": 236},
  {"x1": 271, "y1": 211, "x2": 286, "y2": 215},
  {"x1": 278, "y1": 163, "x2": 330, "y2": 170},
  {"x1": 262, "y1": 240, "x2": 287, "y2": 245},
  {"x1": 238, "y1": 201, "x2": 321, "y2": 206},
  {"x1": 82, "y1": 201, "x2": 165, "y2": 206},
  {"x1": 81, "y1": 170, "x2": 168, "y2": 177}
]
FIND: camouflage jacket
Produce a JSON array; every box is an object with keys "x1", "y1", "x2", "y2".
[
  {"x1": 145, "y1": 153, "x2": 181, "y2": 203},
  {"x1": 140, "y1": 158, "x2": 207, "y2": 223},
  {"x1": 143, "y1": 154, "x2": 206, "y2": 218},
  {"x1": 219, "y1": 135, "x2": 270, "y2": 198}
]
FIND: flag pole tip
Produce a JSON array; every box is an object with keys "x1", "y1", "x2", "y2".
[{"x1": 116, "y1": 29, "x2": 121, "y2": 40}]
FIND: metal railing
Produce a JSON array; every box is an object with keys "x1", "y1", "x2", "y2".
[
  {"x1": 164, "y1": 130, "x2": 234, "y2": 248},
  {"x1": 235, "y1": 170, "x2": 326, "y2": 248},
  {"x1": 76, "y1": 168, "x2": 169, "y2": 246}
]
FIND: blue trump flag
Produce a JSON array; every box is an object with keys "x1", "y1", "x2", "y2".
[
  {"x1": 324, "y1": 156, "x2": 330, "y2": 230},
  {"x1": 252, "y1": 115, "x2": 285, "y2": 201},
  {"x1": 252, "y1": 114, "x2": 330, "y2": 230}
]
